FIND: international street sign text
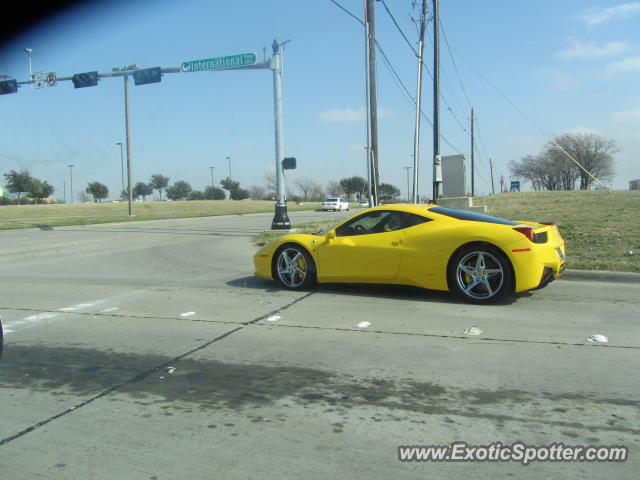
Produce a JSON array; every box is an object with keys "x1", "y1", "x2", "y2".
[{"x1": 180, "y1": 53, "x2": 257, "y2": 73}]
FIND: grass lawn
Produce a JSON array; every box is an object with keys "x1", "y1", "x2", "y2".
[
  {"x1": 0, "y1": 200, "x2": 321, "y2": 230},
  {"x1": 253, "y1": 190, "x2": 640, "y2": 273}
]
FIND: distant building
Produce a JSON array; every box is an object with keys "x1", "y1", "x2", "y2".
[{"x1": 630, "y1": 179, "x2": 640, "y2": 190}]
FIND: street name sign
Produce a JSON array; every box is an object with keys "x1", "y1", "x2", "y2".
[{"x1": 180, "y1": 53, "x2": 257, "y2": 73}]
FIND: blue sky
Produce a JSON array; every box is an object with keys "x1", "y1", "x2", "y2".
[{"x1": 1, "y1": 0, "x2": 639, "y2": 201}]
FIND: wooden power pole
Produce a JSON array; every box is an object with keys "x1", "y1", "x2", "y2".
[{"x1": 365, "y1": 0, "x2": 379, "y2": 205}]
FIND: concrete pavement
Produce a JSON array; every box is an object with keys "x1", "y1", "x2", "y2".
[{"x1": 0, "y1": 210, "x2": 638, "y2": 479}]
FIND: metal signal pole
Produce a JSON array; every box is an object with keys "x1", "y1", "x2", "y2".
[
  {"x1": 271, "y1": 39, "x2": 291, "y2": 229},
  {"x1": 412, "y1": 0, "x2": 427, "y2": 204},
  {"x1": 123, "y1": 73, "x2": 133, "y2": 216}
]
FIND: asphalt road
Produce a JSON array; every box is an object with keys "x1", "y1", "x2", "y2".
[{"x1": 1, "y1": 210, "x2": 639, "y2": 479}]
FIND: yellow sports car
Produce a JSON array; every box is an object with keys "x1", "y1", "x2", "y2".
[{"x1": 254, "y1": 204, "x2": 565, "y2": 304}]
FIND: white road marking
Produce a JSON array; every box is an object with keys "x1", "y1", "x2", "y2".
[{"x1": 3, "y1": 291, "x2": 146, "y2": 335}]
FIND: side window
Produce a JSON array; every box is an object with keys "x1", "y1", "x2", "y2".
[
  {"x1": 334, "y1": 211, "x2": 430, "y2": 237},
  {"x1": 406, "y1": 213, "x2": 432, "y2": 228},
  {"x1": 335, "y1": 211, "x2": 394, "y2": 237}
]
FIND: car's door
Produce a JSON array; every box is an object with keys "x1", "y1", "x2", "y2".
[{"x1": 316, "y1": 210, "x2": 407, "y2": 282}]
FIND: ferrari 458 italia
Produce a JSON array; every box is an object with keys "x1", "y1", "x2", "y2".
[{"x1": 254, "y1": 204, "x2": 565, "y2": 304}]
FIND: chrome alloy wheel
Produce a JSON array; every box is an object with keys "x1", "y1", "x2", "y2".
[
  {"x1": 455, "y1": 250, "x2": 505, "y2": 300},
  {"x1": 276, "y1": 247, "x2": 309, "y2": 288}
]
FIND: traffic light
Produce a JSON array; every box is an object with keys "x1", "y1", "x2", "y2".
[
  {"x1": 72, "y1": 71, "x2": 99, "y2": 88},
  {"x1": 282, "y1": 157, "x2": 297, "y2": 170},
  {"x1": 0, "y1": 79, "x2": 18, "y2": 95},
  {"x1": 133, "y1": 67, "x2": 162, "y2": 86}
]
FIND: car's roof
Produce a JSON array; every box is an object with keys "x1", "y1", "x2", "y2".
[{"x1": 366, "y1": 203, "x2": 435, "y2": 215}]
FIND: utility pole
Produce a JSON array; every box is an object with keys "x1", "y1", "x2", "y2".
[
  {"x1": 404, "y1": 166, "x2": 412, "y2": 202},
  {"x1": 489, "y1": 157, "x2": 495, "y2": 194},
  {"x1": 432, "y1": 0, "x2": 442, "y2": 202},
  {"x1": 363, "y1": 22, "x2": 373, "y2": 206},
  {"x1": 270, "y1": 39, "x2": 291, "y2": 229},
  {"x1": 226, "y1": 156, "x2": 231, "y2": 181},
  {"x1": 412, "y1": 0, "x2": 427, "y2": 204},
  {"x1": 365, "y1": 0, "x2": 379, "y2": 206},
  {"x1": 62, "y1": 180, "x2": 66, "y2": 204},
  {"x1": 470, "y1": 107, "x2": 475, "y2": 197}
]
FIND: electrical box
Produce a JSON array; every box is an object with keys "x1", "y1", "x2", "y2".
[{"x1": 441, "y1": 154, "x2": 466, "y2": 198}]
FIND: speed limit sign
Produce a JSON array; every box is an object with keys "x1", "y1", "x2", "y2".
[{"x1": 46, "y1": 72, "x2": 57, "y2": 87}]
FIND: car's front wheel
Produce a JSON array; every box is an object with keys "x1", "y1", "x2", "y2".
[
  {"x1": 274, "y1": 244, "x2": 316, "y2": 289},
  {"x1": 448, "y1": 244, "x2": 513, "y2": 304}
]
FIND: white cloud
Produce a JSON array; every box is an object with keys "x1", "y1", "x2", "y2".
[
  {"x1": 579, "y1": 2, "x2": 640, "y2": 25},
  {"x1": 613, "y1": 108, "x2": 640, "y2": 125},
  {"x1": 607, "y1": 57, "x2": 640, "y2": 72},
  {"x1": 555, "y1": 40, "x2": 628, "y2": 59},
  {"x1": 319, "y1": 107, "x2": 365, "y2": 123},
  {"x1": 318, "y1": 107, "x2": 393, "y2": 123}
]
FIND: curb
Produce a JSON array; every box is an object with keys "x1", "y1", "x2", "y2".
[{"x1": 561, "y1": 269, "x2": 640, "y2": 284}]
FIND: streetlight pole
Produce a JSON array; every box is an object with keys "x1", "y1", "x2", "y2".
[
  {"x1": 404, "y1": 166, "x2": 412, "y2": 203},
  {"x1": 67, "y1": 165, "x2": 74, "y2": 203},
  {"x1": 226, "y1": 156, "x2": 231, "y2": 181},
  {"x1": 209, "y1": 166, "x2": 215, "y2": 198},
  {"x1": 62, "y1": 180, "x2": 66, "y2": 204},
  {"x1": 24, "y1": 48, "x2": 33, "y2": 80},
  {"x1": 116, "y1": 142, "x2": 124, "y2": 199}
]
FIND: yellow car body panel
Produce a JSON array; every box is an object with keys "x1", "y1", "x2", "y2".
[{"x1": 253, "y1": 204, "x2": 565, "y2": 298}]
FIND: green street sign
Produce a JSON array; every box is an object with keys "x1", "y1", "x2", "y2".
[{"x1": 180, "y1": 53, "x2": 257, "y2": 73}]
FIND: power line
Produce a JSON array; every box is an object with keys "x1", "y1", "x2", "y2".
[
  {"x1": 380, "y1": 0, "x2": 418, "y2": 57},
  {"x1": 327, "y1": 0, "x2": 464, "y2": 155},
  {"x1": 439, "y1": 19, "x2": 473, "y2": 110},
  {"x1": 327, "y1": 0, "x2": 364, "y2": 25}
]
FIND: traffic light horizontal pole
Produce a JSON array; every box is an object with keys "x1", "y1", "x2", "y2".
[
  {"x1": 15, "y1": 66, "x2": 184, "y2": 86},
  {"x1": 14, "y1": 61, "x2": 272, "y2": 86}
]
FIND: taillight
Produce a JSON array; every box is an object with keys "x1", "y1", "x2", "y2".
[{"x1": 513, "y1": 226, "x2": 534, "y2": 241}]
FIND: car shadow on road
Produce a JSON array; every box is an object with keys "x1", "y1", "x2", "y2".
[{"x1": 227, "y1": 276, "x2": 518, "y2": 306}]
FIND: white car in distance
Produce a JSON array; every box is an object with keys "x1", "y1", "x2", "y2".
[{"x1": 322, "y1": 197, "x2": 349, "y2": 211}]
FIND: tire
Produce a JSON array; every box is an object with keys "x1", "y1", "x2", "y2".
[
  {"x1": 447, "y1": 244, "x2": 513, "y2": 304},
  {"x1": 273, "y1": 244, "x2": 316, "y2": 290}
]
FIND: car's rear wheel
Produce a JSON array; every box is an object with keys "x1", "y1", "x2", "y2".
[
  {"x1": 274, "y1": 244, "x2": 316, "y2": 289},
  {"x1": 448, "y1": 244, "x2": 513, "y2": 304}
]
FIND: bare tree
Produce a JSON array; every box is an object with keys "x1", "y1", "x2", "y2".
[
  {"x1": 326, "y1": 180, "x2": 345, "y2": 197},
  {"x1": 294, "y1": 177, "x2": 324, "y2": 201},
  {"x1": 249, "y1": 185, "x2": 267, "y2": 200},
  {"x1": 264, "y1": 172, "x2": 276, "y2": 199},
  {"x1": 549, "y1": 131, "x2": 616, "y2": 190}
]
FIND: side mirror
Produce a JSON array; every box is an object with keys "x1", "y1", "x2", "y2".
[{"x1": 326, "y1": 230, "x2": 336, "y2": 241}]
